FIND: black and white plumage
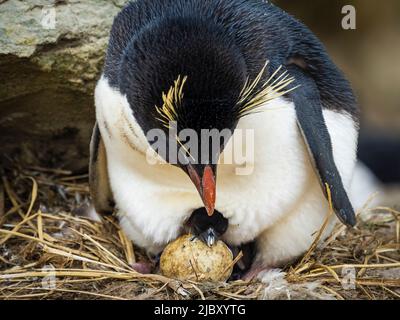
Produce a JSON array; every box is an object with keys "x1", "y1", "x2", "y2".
[{"x1": 90, "y1": 0, "x2": 359, "y2": 275}]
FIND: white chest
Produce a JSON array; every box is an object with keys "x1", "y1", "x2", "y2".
[{"x1": 94, "y1": 77, "x2": 358, "y2": 252}]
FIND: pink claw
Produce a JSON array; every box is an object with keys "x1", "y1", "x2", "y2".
[{"x1": 131, "y1": 262, "x2": 153, "y2": 274}]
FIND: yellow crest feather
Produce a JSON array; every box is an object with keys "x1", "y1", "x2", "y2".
[
  {"x1": 154, "y1": 75, "x2": 195, "y2": 160},
  {"x1": 237, "y1": 61, "x2": 299, "y2": 117},
  {"x1": 155, "y1": 62, "x2": 298, "y2": 128},
  {"x1": 155, "y1": 75, "x2": 188, "y2": 129}
]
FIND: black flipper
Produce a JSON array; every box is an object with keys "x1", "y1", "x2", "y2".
[
  {"x1": 89, "y1": 123, "x2": 114, "y2": 215},
  {"x1": 287, "y1": 65, "x2": 356, "y2": 227}
]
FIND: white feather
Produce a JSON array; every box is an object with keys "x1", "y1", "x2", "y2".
[
  {"x1": 349, "y1": 161, "x2": 382, "y2": 212},
  {"x1": 94, "y1": 76, "x2": 358, "y2": 264},
  {"x1": 259, "y1": 269, "x2": 335, "y2": 300}
]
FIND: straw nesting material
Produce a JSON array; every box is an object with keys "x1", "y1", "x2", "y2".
[{"x1": 0, "y1": 163, "x2": 399, "y2": 300}]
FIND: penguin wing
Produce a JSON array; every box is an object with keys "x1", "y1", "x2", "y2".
[
  {"x1": 287, "y1": 64, "x2": 356, "y2": 227},
  {"x1": 89, "y1": 123, "x2": 114, "y2": 215}
]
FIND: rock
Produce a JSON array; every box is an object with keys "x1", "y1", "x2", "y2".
[{"x1": 0, "y1": 0, "x2": 128, "y2": 170}]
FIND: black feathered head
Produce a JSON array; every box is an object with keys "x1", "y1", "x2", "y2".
[{"x1": 118, "y1": 16, "x2": 295, "y2": 215}]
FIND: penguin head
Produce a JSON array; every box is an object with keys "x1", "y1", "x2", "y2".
[{"x1": 118, "y1": 16, "x2": 295, "y2": 215}]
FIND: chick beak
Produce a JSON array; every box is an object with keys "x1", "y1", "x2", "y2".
[
  {"x1": 187, "y1": 164, "x2": 216, "y2": 216},
  {"x1": 200, "y1": 227, "x2": 217, "y2": 247},
  {"x1": 205, "y1": 227, "x2": 217, "y2": 247}
]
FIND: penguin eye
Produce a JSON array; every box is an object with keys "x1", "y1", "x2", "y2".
[{"x1": 287, "y1": 56, "x2": 308, "y2": 70}]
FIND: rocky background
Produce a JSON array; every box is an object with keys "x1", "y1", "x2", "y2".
[
  {"x1": 0, "y1": 0, "x2": 399, "y2": 172},
  {"x1": 0, "y1": 0, "x2": 127, "y2": 170}
]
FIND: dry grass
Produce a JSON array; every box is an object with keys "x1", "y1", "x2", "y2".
[{"x1": 0, "y1": 163, "x2": 399, "y2": 300}]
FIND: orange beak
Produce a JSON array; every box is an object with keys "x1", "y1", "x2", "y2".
[{"x1": 187, "y1": 164, "x2": 216, "y2": 216}]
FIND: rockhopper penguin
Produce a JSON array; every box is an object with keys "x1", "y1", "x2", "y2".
[{"x1": 90, "y1": 0, "x2": 359, "y2": 277}]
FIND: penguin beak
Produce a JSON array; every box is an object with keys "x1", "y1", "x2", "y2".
[{"x1": 186, "y1": 164, "x2": 216, "y2": 216}]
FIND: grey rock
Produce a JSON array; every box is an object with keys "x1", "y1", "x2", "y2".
[{"x1": 0, "y1": 0, "x2": 128, "y2": 170}]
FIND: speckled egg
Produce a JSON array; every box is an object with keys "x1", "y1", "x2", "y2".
[{"x1": 160, "y1": 234, "x2": 234, "y2": 282}]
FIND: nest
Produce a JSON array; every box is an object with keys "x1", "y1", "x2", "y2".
[{"x1": 0, "y1": 162, "x2": 399, "y2": 300}]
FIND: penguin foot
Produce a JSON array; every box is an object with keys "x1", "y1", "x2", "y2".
[
  {"x1": 130, "y1": 262, "x2": 153, "y2": 274},
  {"x1": 241, "y1": 263, "x2": 270, "y2": 282}
]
